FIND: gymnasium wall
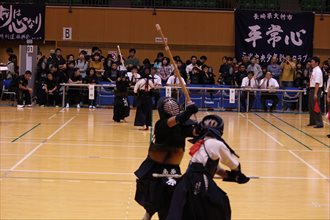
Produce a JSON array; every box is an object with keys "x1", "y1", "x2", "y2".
[{"x1": 0, "y1": 7, "x2": 329, "y2": 70}]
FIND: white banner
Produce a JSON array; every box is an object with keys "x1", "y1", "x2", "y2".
[
  {"x1": 165, "y1": 86, "x2": 171, "y2": 97},
  {"x1": 88, "y1": 84, "x2": 95, "y2": 100},
  {"x1": 229, "y1": 89, "x2": 236, "y2": 104}
]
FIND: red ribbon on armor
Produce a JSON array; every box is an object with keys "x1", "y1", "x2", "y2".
[{"x1": 189, "y1": 140, "x2": 205, "y2": 156}]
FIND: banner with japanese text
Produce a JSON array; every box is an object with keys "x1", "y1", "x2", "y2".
[
  {"x1": 235, "y1": 10, "x2": 314, "y2": 63},
  {"x1": 0, "y1": 4, "x2": 45, "y2": 40}
]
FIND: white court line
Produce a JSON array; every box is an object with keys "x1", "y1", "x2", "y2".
[
  {"x1": 323, "y1": 120, "x2": 330, "y2": 125},
  {"x1": 125, "y1": 183, "x2": 134, "y2": 220},
  {"x1": 239, "y1": 113, "x2": 246, "y2": 118},
  {"x1": 288, "y1": 150, "x2": 328, "y2": 179},
  {"x1": 248, "y1": 119, "x2": 284, "y2": 146},
  {"x1": 48, "y1": 113, "x2": 58, "y2": 120},
  {"x1": 7, "y1": 116, "x2": 76, "y2": 172},
  {"x1": 0, "y1": 169, "x2": 328, "y2": 180}
]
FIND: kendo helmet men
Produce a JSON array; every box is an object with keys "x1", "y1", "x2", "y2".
[
  {"x1": 200, "y1": 114, "x2": 224, "y2": 137},
  {"x1": 157, "y1": 97, "x2": 180, "y2": 119}
]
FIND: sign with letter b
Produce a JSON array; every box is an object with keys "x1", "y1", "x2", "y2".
[{"x1": 63, "y1": 27, "x2": 72, "y2": 40}]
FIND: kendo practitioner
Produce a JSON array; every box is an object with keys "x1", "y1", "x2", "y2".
[
  {"x1": 15, "y1": 70, "x2": 33, "y2": 108},
  {"x1": 166, "y1": 114, "x2": 250, "y2": 220},
  {"x1": 113, "y1": 72, "x2": 130, "y2": 122},
  {"x1": 134, "y1": 97, "x2": 199, "y2": 220},
  {"x1": 133, "y1": 73, "x2": 155, "y2": 130}
]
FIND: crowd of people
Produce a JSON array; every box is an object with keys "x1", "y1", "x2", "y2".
[{"x1": 2, "y1": 46, "x2": 330, "y2": 113}]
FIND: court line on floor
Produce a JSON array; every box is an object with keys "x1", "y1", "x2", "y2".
[
  {"x1": 125, "y1": 183, "x2": 134, "y2": 220},
  {"x1": 0, "y1": 170, "x2": 328, "y2": 181},
  {"x1": 4, "y1": 116, "x2": 77, "y2": 176},
  {"x1": 255, "y1": 113, "x2": 312, "y2": 150},
  {"x1": 247, "y1": 119, "x2": 284, "y2": 146},
  {"x1": 11, "y1": 123, "x2": 41, "y2": 143},
  {"x1": 271, "y1": 113, "x2": 329, "y2": 148},
  {"x1": 1, "y1": 141, "x2": 329, "y2": 152},
  {"x1": 288, "y1": 150, "x2": 328, "y2": 180}
]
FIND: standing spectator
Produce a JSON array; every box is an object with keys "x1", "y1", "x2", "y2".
[
  {"x1": 89, "y1": 52, "x2": 104, "y2": 75},
  {"x1": 176, "y1": 59, "x2": 187, "y2": 82},
  {"x1": 6, "y1": 54, "x2": 18, "y2": 79},
  {"x1": 134, "y1": 73, "x2": 154, "y2": 130},
  {"x1": 185, "y1": 56, "x2": 199, "y2": 79},
  {"x1": 260, "y1": 71, "x2": 280, "y2": 112},
  {"x1": 197, "y1": 55, "x2": 207, "y2": 68},
  {"x1": 85, "y1": 67, "x2": 99, "y2": 109},
  {"x1": 240, "y1": 54, "x2": 250, "y2": 69},
  {"x1": 247, "y1": 56, "x2": 262, "y2": 79},
  {"x1": 66, "y1": 68, "x2": 83, "y2": 108},
  {"x1": 42, "y1": 73, "x2": 60, "y2": 107},
  {"x1": 280, "y1": 55, "x2": 296, "y2": 87},
  {"x1": 113, "y1": 72, "x2": 130, "y2": 122},
  {"x1": 235, "y1": 64, "x2": 247, "y2": 86},
  {"x1": 307, "y1": 57, "x2": 323, "y2": 128},
  {"x1": 159, "y1": 57, "x2": 174, "y2": 85},
  {"x1": 267, "y1": 56, "x2": 281, "y2": 82},
  {"x1": 125, "y1": 48, "x2": 140, "y2": 69},
  {"x1": 200, "y1": 65, "x2": 215, "y2": 84},
  {"x1": 53, "y1": 48, "x2": 67, "y2": 72},
  {"x1": 166, "y1": 74, "x2": 186, "y2": 86},
  {"x1": 240, "y1": 71, "x2": 258, "y2": 112},
  {"x1": 66, "y1": 54, "x2": 75, "y2": 63},
  {"x1": 219, "y1": 57, "x2": 235, "y2": 85},
  {"x1": 153, "y1": 52, "x2": 164, "y2": 70},
  {"x1": 189, "y1": 67, "x2": 201, "y2": 84},
  {"x1": 150, "y1": 67, "x2": 162, "y2": 109},
  {"x1": 75, "y1": 51, "x2": 88, "y2": 78},
  {"x1": 15, "y1": 70, "x2": 33, "y2": 108}
]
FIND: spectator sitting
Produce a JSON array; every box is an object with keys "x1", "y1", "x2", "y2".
[
  {"x1": 159, "y1": 57, "x2": 174, "y2": 85},
  {"x1": 53, "y1": 48, "x2": 67, "y2": 72},
  {"x1": 280, "y1": 55, "x2": 296, "y2": 87},
  {"x1": 166, "y1": 73, "x2": 186, "y2": 86},
  {"x1": 240, "y1": 71, "x2": 258, "y2": 112},
  {"x1": 176, "y1": 59, "x2": 187, "y2": 82},
  {"x1": 197, "y1": 55, "x2": 207, "y2": 68},
  {"x1": 235, "y1": 64, "x2": 247, "y2": 87},
  {"x1": 125, "y1": 48, "x2": 140, "y2": 69},
  {"x1": 219, "y1": 57, "x2": 235, "y2": 85},
  {"x1": 75, "y1": 51, "x2": 88, "y2": 78},
  {"x1": 66, "y1": 68, "x2": 83, "y2": 108},
  {"x1": 15, "y1": 70, "x2": 33, "y2": 108},
  {"x1": 153, "y1": 52, "x2": 164, "y2": 70},
  {"x1": 66, "y1": 54, "x2": 75, "y2": 63},
  {"x1": 104, "y1": 62, "x2": 120, "y2": 82},
  {"x1": 247, "y1": 56, "x2": 262, "y2": 79},
  {"x1": 127, "y1": 65, "x2": 141, "y2": 85},
  {"x1": 42, "y1": 73, "x2": 60, "y2": 107},
  {"x1": 240, "y1": 54, "x2": 251, "y2": 69},
  {"x1": 293, "y1": 71, "x2": 304, "y2": 88},
  {"x1": 200, "y1": 65, "x2": 215, "y2": 84},
  {"x1": 6, "y1": 54, "x2": 18, "y2": 79},
  {"x1": 186, "y1": 55, "x2": 199, "y2": 80},
  {"x1": 189, "y1": 66, "x2": 201, "y2": 84},
  {"x1": 260, "y1": 71, "x2": 280, "y2": 112},
  {"x1": 267, "y1": 56, "x2": 281, "y2": 82},
  {"x1": 89, "y1": 52, "x2": 104, "y2": 75}
]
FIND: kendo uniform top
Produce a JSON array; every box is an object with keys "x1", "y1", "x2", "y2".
[
  {"x1": 134, "y1": 118, "x2": 196, "y2": 220},
  {"x1": 166, "y1": 137, "x2": 240, "y2": 220}
]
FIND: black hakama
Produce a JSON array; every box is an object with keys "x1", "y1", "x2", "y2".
[
  {"x1": 134, "y1": 156, "x2": 181, "y2": 219},
  {"x1": 113, "y1": 96, "x2": 130, "y2": 122},
  {"x1": 134, "y1": 91, "x2": 153, "y2": 127},
  {"x1": 166, "y1": 163, "x2": 231, "y2": 220}
]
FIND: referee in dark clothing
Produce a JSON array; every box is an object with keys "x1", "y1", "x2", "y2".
[{"x1": 307, "y1": 57, "x2": 323, "y2": 128}]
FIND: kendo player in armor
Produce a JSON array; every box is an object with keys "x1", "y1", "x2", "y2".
[
  {"x1": 134, "y1": 97, "x2": 199, "y2": 220},
  {"x1": 113, "y1": 72, "x2": 130, "y2": 122},
  {"x1": 133, "y1": 72, "x2": 155, "y2": 130},
  {"x1": 166, "y1": 114, "x2": 250, "y2": 220}
]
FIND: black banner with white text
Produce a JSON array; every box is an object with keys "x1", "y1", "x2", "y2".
[{"x1": 235, "y1": 10, "x2": 314, "y2": 63}]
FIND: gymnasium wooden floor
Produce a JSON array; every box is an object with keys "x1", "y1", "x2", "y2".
[{"x1": 0, "y1": 106, "x2": 329, "y2": 220}]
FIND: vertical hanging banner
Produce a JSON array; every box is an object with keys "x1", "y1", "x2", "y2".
[
  {"x1": 235, "y1": 10, "x2": 314, "y2": 63},
  {"x1": 229, "y1": 89, "x2": 236, "y2": 104},
  {"x1": 89, "y1": 84, "x2": 95, "y2": 100},
  {"x1": 0, "y1": 4, "x2": 45, "y2": 40}
]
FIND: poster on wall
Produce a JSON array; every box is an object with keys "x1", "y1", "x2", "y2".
[
  {"x1": 0, "y1": 4, "x2": 45, "y2": 40},
  {"x1": 235, "y1": 10, "x2": 314, "y2": 63}
]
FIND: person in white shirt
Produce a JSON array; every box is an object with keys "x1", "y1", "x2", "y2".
[
  {"x1": 259, "y1": 71, "x2": 280, "y2": 112},
  {"x1": 134, "y1": 73, "x2": 155, "y2": 130},
  {"x1": 240, "y1": 71, "x2": 258, "y2": 112},
  {"x1": 149, "y1": 67, "x2": 162, "y2": 109},
  {"x1": 127, "y1": 66, "x2": 141, "y2": 85},
  {"x1": 166, "y1": 115, "x2": 249, "y2": 220},
  {"x1": 166, "y1": 74, "x2": 186, "y2": 86},
  {"x1": 307, "y1": 57, "x2": 324, "y2": 128},
  {"x1": 185, "y1": 56, "x2": 199, "y2": 80}
]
